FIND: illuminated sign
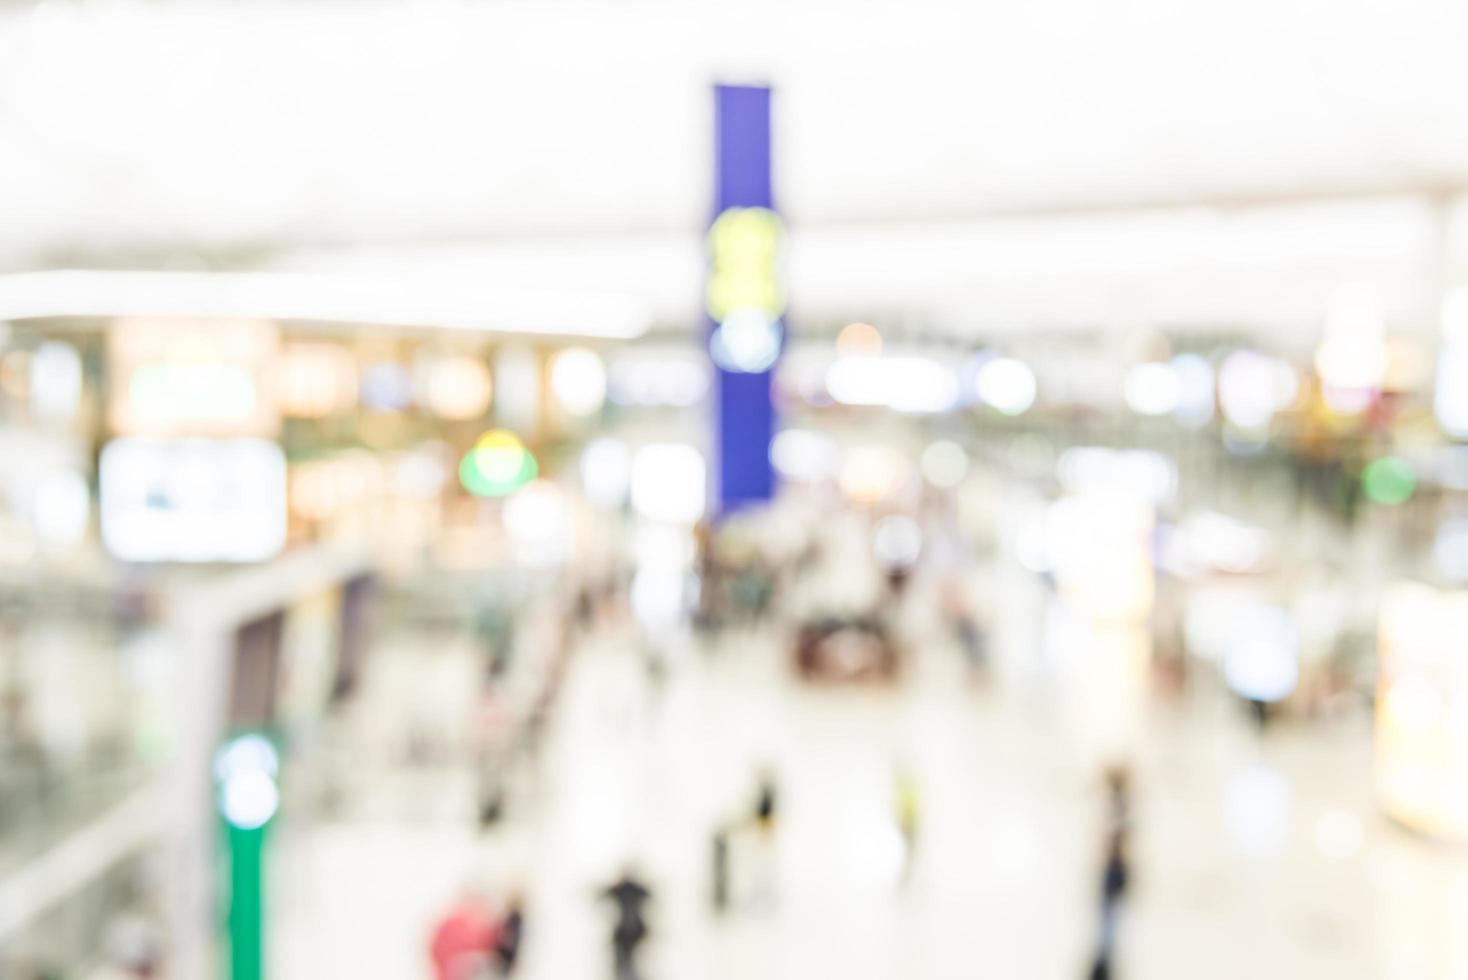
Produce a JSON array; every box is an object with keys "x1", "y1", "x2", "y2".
[
  {"x1": 108, "y1": 318, "x2": 280, "y2": 437},
  {"x1": 707, "y1": 207, "x2": 784, "y2": 319},
  {"x1": 99, "y1": 437, "x2": 286, "y2": 562},
  {"x1": 706, "y1": 207, "x2": 785, "y2": 374}
]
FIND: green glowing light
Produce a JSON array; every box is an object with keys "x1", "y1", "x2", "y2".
[
  {"x1": 1362, "y1": 457, "x2": 1415, "y2": 505},
  {"x1": 459, "y1": 429, "x2": 537, "y2": 497}
]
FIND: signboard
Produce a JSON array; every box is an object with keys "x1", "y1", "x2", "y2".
[
  {"x1": 99, "y1": 437, "x2": 287, "y2": 562},
  {"x1": 107, "y1": 317, "x2": 279, "y2": 437},
  {"x1": 708, "y1": 84, "x2": 781, "y2": 513}
]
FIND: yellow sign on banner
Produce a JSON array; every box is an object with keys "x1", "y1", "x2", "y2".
[{"x1": 705, "y1": 206, "x2": 785, "y2": 324}]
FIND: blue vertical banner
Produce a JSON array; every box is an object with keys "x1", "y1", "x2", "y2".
[{"x1": 708, "y1": 83, "x2": 783, "y2": 514}]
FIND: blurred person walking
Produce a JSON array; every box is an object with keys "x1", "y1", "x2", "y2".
[
  {"x1": 894, "y1": 764, "x2": 921, "y2": 886},
  {"x1": 430, "y1": 888, "x2": 497, "y2": 980},
  {"x1": 492, "y1": 890, "x2": 525, "y2": 976},
  {"x1": 1247, "y1": 696, "x2": 1271, "y2": 732},
  {"x1": 710, "y1": 823, "x2": 731, "y2": 914},
  {"x1": 752, "y1": 769, "x2": 778, "y2": 831},
  {"x1": 746, "y1": 769, "x2": 780, "y2": 909},
  {"x1": 1088, "y1": 830, "x2": 1130, "y2": 980},
  {"x1": 600, "y1": 869, "x2": 652, "y2": 980},
  {"x1": 473, "y1": 685, "x2": 514, "y2": 831},
  {"x1": 1089, "y1": 766, "x2": 1134, "y2": 979}
]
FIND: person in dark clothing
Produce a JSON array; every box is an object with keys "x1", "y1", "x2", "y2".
[
  {"x1": 748, "y1": 770, "x2": 779, "y2": 908},
  {"x1": 476, "y1": 770, "x2": 506, "y2": 830},
  {"x1": 954, "y1": 613, "x2": 987, "y2": 675},
  {"x1": 493, "y1": 891, "x2": 524, "y2": 976},
  {"x1": 752, "y1": 771, "x2": 777, "y2": 831},
  {"x1": 600, "y1": 871, "x2": 652, "y2": 980},
  {"x1": 711, "y1": 825, "x2": 731, "y2": 914},
  {"x1": 1088, "y1": 766, "x2": 1133, "y2": 979},
  {"x1": 1089, "y1": 831, "x2": 1130, "y2": 979}
]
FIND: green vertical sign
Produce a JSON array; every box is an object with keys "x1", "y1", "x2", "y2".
[
  {"x1": 227, "y1": 821, "x2": 267, "y2": 980},
  {"x1": 215, "y1": 733, "x2": 280, "y2": 980}
]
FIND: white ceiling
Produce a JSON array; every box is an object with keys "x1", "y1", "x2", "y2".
[
  {"x1": 2, "y1": 0, "x2": 1468, "y2": 336},
  {"x1": 268, "y1": 198, "x2": 1443, "y2": 339}
]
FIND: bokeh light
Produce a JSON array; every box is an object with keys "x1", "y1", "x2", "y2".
[
  {"x1": 1362, "y1": 457, "x2": 1415, "y2": 505},
  {"x1": 1218, "y1": 349, "x2": 1297, "y2": 430},
  {"x1": 709, "y1": 310, "x2": 782, "y2": 373},
  {"x1": 550, "y1": 347, "x2": 607, "y2": 417},
  {"x1": 835, "y1": 322, "x2": 883, "y2": 356},
  {"x1": 1433, "y1": 519, "x2": 1468, "y2": 582},
  {"x1": 872, "y1": 514, "x2": 922, "y2": 569},
  {"x1": 424, "y1": 355, "x2": 493, "y2": 420},
  {"x1": 826, "y1": 355, "x2": 959, "y2": 414},
  {"x1": 29, "y1": 341, "x2": 82, "y2": 423},
  {"x1": 1170, "y1": 353, "x2": 1216, "y2": 428},
  {"x1": 1316, "y1": 283, "x2": 1389, "y2": 391},
  {"x1": 630, "y1": 444, "x2": 705, "y2": 524},
  {"x1": 919, "y1": 439, "x2": 968, "y2": 488},
  {"x1": 1123, "y1": 361, "x2": 1182, "y2": 416},
  {"x1": 32, "y1": 468, "x2": 89, "y2": 551},
  {"x1": 1222, "y1": 603, "x2": 1299, "y2": 703},
  {"x1": 459, "y1": 429, "x2": 537, "y2": 497},
  {"x1": 580, "y1": 437, "x2": 632, "y2": 509},
  {"x1": 362, "y1": 361, "x2": 414, "y2": 412},
  {"x1": 502, "y1": 480, "x2": 568, "y2": 560},
  {"x1": 771, "y1": 428, "x2": 840, "y2": 482},
  {"x1": 839, "y1": 445, "x2": 907, "y2": 503},
  {"x1": 277, "y1": 343, "x2": 357, "y2": 418},
  {"x1": 974, "y1": 357, "x2": 1036, "y2": 416}
]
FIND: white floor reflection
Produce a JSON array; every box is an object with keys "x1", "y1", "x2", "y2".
[{"x1": 274, "y1": 619, "x2": 1468, "y2": 980}]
